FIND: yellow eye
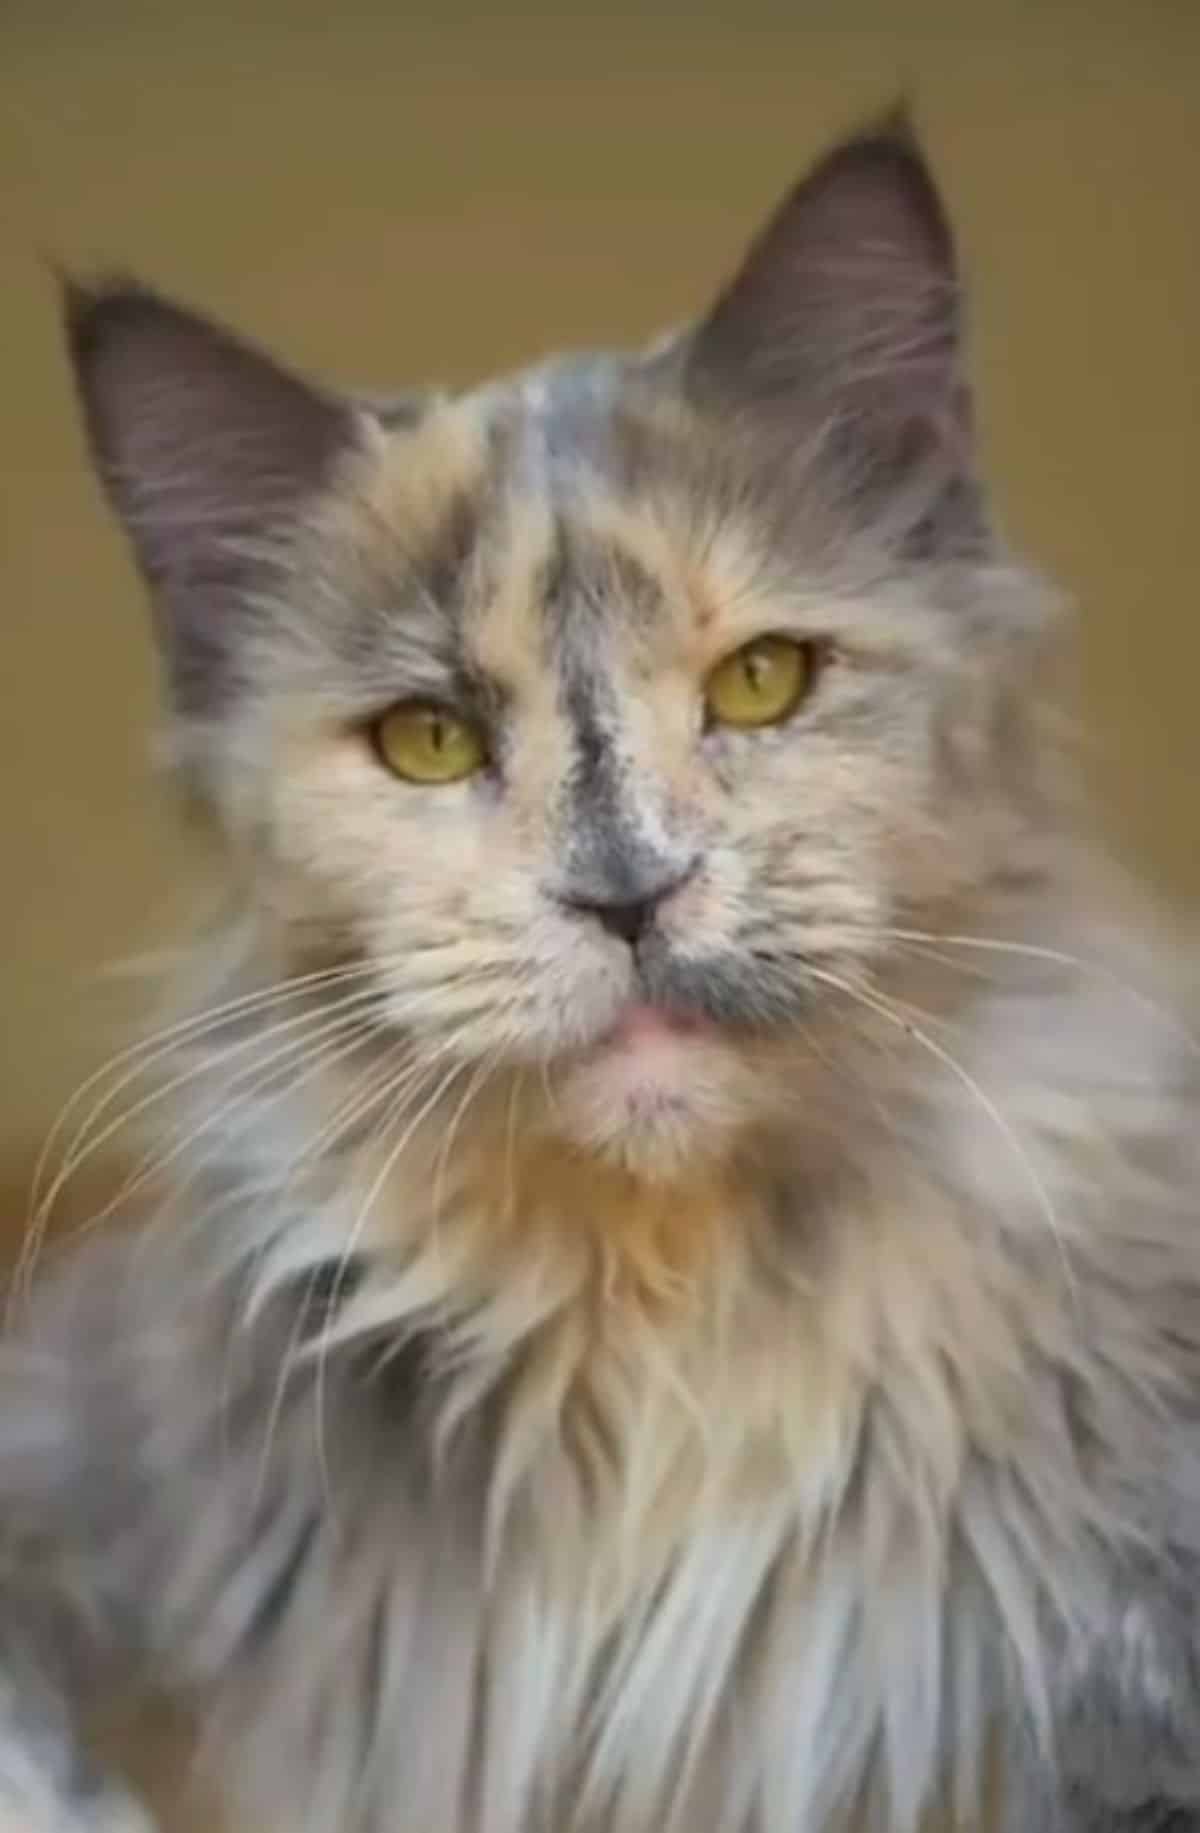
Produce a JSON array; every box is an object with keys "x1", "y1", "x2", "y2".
[
  {"x1": 704, "y1": 636, "x2": 814, "y2": 730},
  {"x1": 371, "y1": 702, "x2": 487, "y2": 784}
]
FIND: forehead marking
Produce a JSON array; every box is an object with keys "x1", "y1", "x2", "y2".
[{"x1": 353, "y1": 395, "x2": 494, "y2": 554}]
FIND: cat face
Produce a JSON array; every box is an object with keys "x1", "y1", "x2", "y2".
[{"x1": 63, "y1": 114, "x2": 1051, "y2": 1176}]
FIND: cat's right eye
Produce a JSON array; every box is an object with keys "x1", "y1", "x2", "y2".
[
  {"x1": 371, "y1": 702, "x2": 488, "y2": 785},
  {"x1": 704, "y1": 635, "x2": 815, "y2": 731}
]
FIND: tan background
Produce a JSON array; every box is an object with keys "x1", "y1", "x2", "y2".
[{"x1": 1, "y1": 3, "x2": 1199, "y2": 1822}]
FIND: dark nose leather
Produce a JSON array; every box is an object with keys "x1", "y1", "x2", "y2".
[{"x1": 560, "y1": 863, "x2": 695, "y2": 945}]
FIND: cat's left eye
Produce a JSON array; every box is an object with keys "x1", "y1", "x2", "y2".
[
  {"x1": 371, "y1": 702, "x2": 487, "y2": 784},
  {"x1": 704, "y1": 635, "x2": 815, "y2": 731}
]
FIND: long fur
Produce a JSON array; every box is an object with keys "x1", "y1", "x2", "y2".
[{"x1": 8, "y1": 118, "x2": 1200, "y2": 1833}]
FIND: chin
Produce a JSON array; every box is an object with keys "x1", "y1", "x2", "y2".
[{"x1": 553, "y1": 1022, "x2": 753, "y2": 1180}]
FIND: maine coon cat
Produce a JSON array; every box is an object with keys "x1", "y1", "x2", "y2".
[{"x1": 5, "y1": 110, "x2": 1200, "y2": 1833}]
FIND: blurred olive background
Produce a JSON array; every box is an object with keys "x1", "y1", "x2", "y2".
[{"x1": 3, "y1": 0, "x2": 1199, "y2": 1215}]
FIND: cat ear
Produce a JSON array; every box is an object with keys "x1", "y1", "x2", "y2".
[
  {"x1": 687, "y1": 110, "x2": 979, "y2": 542},
  {"x1": 62, "y1": 279, "x2": 361, "y2": 709}
]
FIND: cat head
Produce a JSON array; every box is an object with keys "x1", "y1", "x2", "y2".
[{"x1": 63, "y1": 112, "x2": 1055, "y2": 1180}]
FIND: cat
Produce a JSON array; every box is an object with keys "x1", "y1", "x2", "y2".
[{"x1": 5, "y1": 106, "x2": 1200, "y2": 1833}]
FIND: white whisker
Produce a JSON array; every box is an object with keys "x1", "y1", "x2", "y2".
[
  {"x1": 308, "y1": 1051, "x2": 477, "y2": 1523},
  {"x1": 28, "y1": 957, "x2": 388, "y2": 1219},
  {"x1": 882, "y1": 927, "x2": 1200, "y2": 1059},
  {"x1": 16, "y1": 994, "x2": 387, "y2": 1305},
  {"x1": 807, "y1": 964, "x2": 1079, "y2": 1303}
]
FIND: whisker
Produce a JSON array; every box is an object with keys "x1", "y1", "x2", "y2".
[
  {"x1": 24, "y1": 966, "x2": 510, "y2": 1293},
  {"x1": 116, "y1": 1028, "x2": 455, "y2": 1295},
  {"x1": 131, "y1": 1019, "x2": 394, "y2": 1246},
  {"x1": 244, "y1": 1051, "x2": 427, "y2": 1493},
  {"x1": 109, "y1": 988, "x2": 495, "y2": 1238},
  {"x1": 16, "y1": 991, "x2": 392, "y2": 1305},
  {"x1": 503, "y1": 1068, "x2": 528, "y2": 1226},
  {"x1": 807, "y1": 964, "x2": 1079, "y2": 1302},
  {"x1": 28, "y1": 957, "x2": 390, "y2": 1220},
  {"x1": 432, "y1": 1020, "x2": 521, "y2": 1223},
  {"x1": 20, "y1": 976, "x2": 484, "y2": 1311},
  {"x1": 27, "y1": 943, "x2": 499, "y2": 1229},
  {"x1": 308, "y1": 1052, "x2": 476, "y2": 1524},
  {"x1": 881, "y1": 928, "x2": 1200, "y2": 1060},
  {"x1": 46, "y1": 1012, "x2": 384, "y2": 1294},
  {"x1": 426, "y1": 1026, "x2": 521, "y2": 1278},
  {"x1": 247, "y1": 1025, "x2": 486, "y2": 1509},
  {"x1": 32, "y1": 976, "x2": 387, "y2": 1221}
]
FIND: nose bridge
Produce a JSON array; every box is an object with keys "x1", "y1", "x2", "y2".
[{"x1": 557, "y1": 639, "x2": 685, "y2": 907}]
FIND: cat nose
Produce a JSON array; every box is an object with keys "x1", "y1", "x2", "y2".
[{"x1": 559, "y1": 862, "x2": 696, "y2": 946}]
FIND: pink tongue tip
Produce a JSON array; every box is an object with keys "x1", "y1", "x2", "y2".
[{"x1": 611, "y1": 1004, "x2": 700, "y2": 1044}]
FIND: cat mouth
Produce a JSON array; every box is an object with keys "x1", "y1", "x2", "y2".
[
  {"x1": 596, "y1": 1003, "x2": 712, "y2": 1051},
  {"x1": 578, "y1": 1001, "x2": 729, "y2": 1078},
  {"x1": 554, "y1": 996, "x2": 749, "y2": 1171}
]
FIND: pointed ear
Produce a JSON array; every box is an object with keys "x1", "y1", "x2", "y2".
[
  {"x1": 687, "y1": 111, "x2": 979, "y2": 543},
  {"x1": 62, "y1": 279, "x2": 362, "y2": 709}
]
